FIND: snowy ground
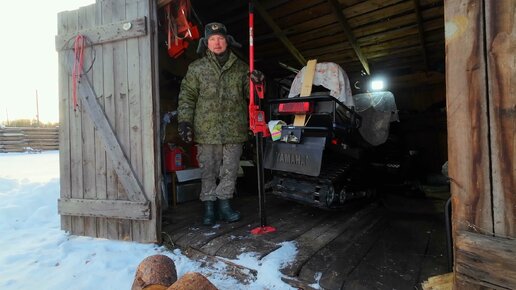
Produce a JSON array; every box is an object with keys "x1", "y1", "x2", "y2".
[{"x1": 0, "y1": 151, "x2": 302, "y2": 289}]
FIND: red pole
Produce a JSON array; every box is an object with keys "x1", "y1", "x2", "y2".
[
  {"x1": 248, "y1": 1, "x2": 268, "y2": 137},
  {"x1": 249, "y1": 1, "x2": 276, "y2": 235},
  {"x1": 249, "y1": 4, "x2": 255, "y2": 98}
]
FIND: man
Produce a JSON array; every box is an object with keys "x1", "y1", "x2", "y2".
[{"x1": 177, "y1": 22, "x2": 263, "y2": 226}]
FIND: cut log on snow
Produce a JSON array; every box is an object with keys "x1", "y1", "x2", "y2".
[
  {"x1": 143, "y1": 286, "x2": 168, "y2": 290},
  {"x1": 131, "y1": 255, "x2": 178, "y2": 290},
  {"x1": 167, "y1": 272, "x2": 218, "y2": 290}
]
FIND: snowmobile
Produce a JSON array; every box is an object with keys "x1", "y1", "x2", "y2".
[{"x1": 263, "y1": 67, "x2": 399, "y2": 209}]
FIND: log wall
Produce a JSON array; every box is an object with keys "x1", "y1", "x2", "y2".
[{"x1": 0, "y1": 127, "x2": 59, "y2": 152}]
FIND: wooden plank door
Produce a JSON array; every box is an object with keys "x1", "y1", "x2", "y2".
[
  {"x1": 445, "y1": 0, "x2": 515, "y2": 288},
  {"x1": 56, "y1": 0, "x2": 161, "y2": 243}
]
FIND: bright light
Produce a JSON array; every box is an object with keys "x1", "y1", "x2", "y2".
[{"x1": 370, "y1": 79, "x2": 385, "y2": 91}]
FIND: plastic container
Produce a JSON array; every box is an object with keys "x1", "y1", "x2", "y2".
[{"x1": 164, "y1": 144, "x2": 185, "y2": 172}]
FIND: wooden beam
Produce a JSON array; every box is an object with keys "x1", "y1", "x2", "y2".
[
  {"x1": 485, "y1": 0, "x2": 515, "y2": 238},
  {"x1": 58, "y1": 198, "x2": 150, "y2": 220},
  {"x1": 412, "y1": 0, "x2": 429, "y2": 71},
  {"x1": 390, "y1": 71, "x2": 444, "y2": 89},
  {"x1": 327, "y1": 0, "x2": 370, "y2": 75},
  {"x1": 55, "y1": 17, "x2": 147, "y2": 51},
  {"x1": 455, "y1": 231, "x2": 516, "y2": 289},
  {"x1": 294, "y1": 59, "x2": 317, "y2": 126},
  {"x1": 253, "y1": 0, "x2": 307, "y2": 66},
  {"x1": 76, "y1": 68, "x2": 148, "y2": 203},
  {"x1": 157, "y1": 0, "x2": 172, "y2": 8},
  {"x1": 445, "y1": 0, "x2": 492, "y2": 237}
]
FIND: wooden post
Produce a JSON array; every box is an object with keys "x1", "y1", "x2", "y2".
[{"x1": 445, "y1": 0, "x2": 515, "y2": 288}]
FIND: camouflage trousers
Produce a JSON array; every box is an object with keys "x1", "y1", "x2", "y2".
[{"x1": 197, "y1": 143, "x2": 243, "y2": 201}]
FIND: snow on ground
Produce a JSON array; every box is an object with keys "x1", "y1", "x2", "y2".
[{"x1": 0, "y1": 151, "x2": 301, "y2": 289}]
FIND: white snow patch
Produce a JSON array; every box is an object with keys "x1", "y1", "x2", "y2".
[{"x1": 0, "y1": 151, "x2": 301, "y2": 290}]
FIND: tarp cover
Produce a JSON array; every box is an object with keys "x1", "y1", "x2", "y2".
[
  {"x1": 287, "y1": 62, "x2": 354, "y2": 107},
  {"x1": 352, "y1": 91, "x2": 399, "y2": 146}
]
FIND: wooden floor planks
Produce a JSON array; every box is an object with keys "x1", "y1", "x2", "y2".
[
  {"x1": 162, "y1": 191, "x2": 449, "y2": 290},
  {"x1": 301, "y1": 212, "x2": 387, "y2": 289}
]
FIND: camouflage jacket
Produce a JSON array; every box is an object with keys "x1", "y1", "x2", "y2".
[{"x1": 178, "y1": 51, "x2": 249, "y2": 144}]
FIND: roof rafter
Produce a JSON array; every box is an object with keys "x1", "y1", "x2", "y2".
[
  {"x1": 412, "y1": 0, "x2": 429, "y2": 71},
  {"x1": 327, "y1": 0, "x2": 370, "y2": 75},
  {"x1": 253, "y1": 0, "x2": 307, "y2": 66}
]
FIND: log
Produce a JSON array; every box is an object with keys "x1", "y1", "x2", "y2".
[
  {"x1": 143, "y1": 286, "x2": 168, "y2": 290},
  {"x1": 455, "y1": 231, "x2": 516, "y2": 289},
  {"x1": 421, "y1": 272, "x2": 453, "y2": 290},
  {"x1": 131, "y1": 255, "x2": 178, "y2": 290},
  {"x1": 167, "y1": 272, "x2": 217, "y2": 290}
]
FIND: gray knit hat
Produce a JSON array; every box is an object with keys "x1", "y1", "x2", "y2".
[{"x1": 197, "y1": 22, "x2": 242, "y2": 54}]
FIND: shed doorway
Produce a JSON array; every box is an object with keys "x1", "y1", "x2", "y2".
[{"x1": 155, "y1": 1, "x2": 450, "y2": 288}]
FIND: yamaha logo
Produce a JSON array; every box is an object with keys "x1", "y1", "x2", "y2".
[
  {"x1": 211, "y1": 24, "x2": 220, "y2": 30},
  {"x1": 276, "y1": 152, "x2": 309, "y2": 166}
]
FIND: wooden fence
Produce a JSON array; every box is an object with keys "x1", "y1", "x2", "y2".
[{"x1": 0, "y1": 127, "x2": 59, "y2": 152}]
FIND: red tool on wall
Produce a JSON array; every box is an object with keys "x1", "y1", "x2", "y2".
[
  {"x1": 249, "y1": 1, "x2": 276, "y2": 236},
  {"x1": 166, "y1": 0, "x2": 199, "y2": 58}
]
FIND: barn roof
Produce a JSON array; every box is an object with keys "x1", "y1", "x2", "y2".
[{"x1": 160, "y1": 0, "x2": 445, "y2": 88}]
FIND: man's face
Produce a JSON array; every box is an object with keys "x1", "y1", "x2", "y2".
[{"x1": 207, "y1": 34, "x2": 228, "y2": 55}]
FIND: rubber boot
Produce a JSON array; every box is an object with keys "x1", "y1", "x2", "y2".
[
  {"x1": 218, "y1": 199, "x2": 240, "y2": 222},
  {"x1": 202, "y1": 201, "x2": 216, "y2": 226}
]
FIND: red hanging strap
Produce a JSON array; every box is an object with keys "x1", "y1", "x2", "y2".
[
  {"x1": 165, "y1": 0, "x2": 199, "y2": 59},
  {"x1": 72, "y1": 34, "x2": 85, "y2": 111}
]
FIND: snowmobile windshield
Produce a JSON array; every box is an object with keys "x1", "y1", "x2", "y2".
[{"x1": 352, "y1": 91, "x2": 399, "y2": 146}]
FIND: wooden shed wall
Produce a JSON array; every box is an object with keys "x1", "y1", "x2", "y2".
[
  {"x1": 445, "y1": 0, "x2": 515, "y2": 288},
  {"x1": 57, "y1": 0, "x2": 161, "y2": 243}
]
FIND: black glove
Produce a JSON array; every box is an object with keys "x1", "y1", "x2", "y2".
[
  {"x1": 250, "y1": 70, "x2": 265, "y2": 84},
  {"x1": 178, "y1": 122, "x2": 194, "y2": 144}
]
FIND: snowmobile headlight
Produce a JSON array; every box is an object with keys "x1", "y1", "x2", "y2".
[{"x1": 370, "y1": 78, "x2": 385, "y2": 91}]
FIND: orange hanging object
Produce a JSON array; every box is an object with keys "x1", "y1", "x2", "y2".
[
  {"x1": 72, "y1": 34, "x2": 85, "y2": 111},
  {"x1": 166, "y1": 0, "x2": 199, "y2": 58}
]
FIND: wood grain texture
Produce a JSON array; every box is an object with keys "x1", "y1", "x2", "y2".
[
  {"x1": 58, "y1": 198, "x2": 150, "y2": 220},
  {"x1": 57, "y1": 0, "x2": 158, "y2": 243},
  {"x1": 112, "y1": 0, "x2": 132, "y2": 241},
  {"x1": 161, "y1": 194, "x2": 449, "y2": 289},
  {"x1": 67, "y1": 9, "x2": 86, "y2": 237},
  {"x1": 254, "y1": 0, "x2": 307, "y2": 66},
  {"x1": 99, "y1": 0, "x2": 120, "y2": 241},
  {"x1": 55, "y1": 17, "x2": 147, "y2": 51},
  {"x1": 455, "y1": 231, "x2": 516, "y2": 290},
  {"x1": 79, "y1": 4, "x2": 98, "y2": 238},
  {"x1": 94, "y1": 1, "x2": 108, "y2": 239},
  {"x1": 445, "y1": 0, "x2": 492, "y2": 235},
  {"x1": 77, "y1": 69, "x2": 146, "y2": 203},
  {"x1": 446, "y1": 0, "x2": 515, "y2": 288},
  {"x1": 57, "y1": 10, "x2": 72, "y2": 233},
  {"x1": 327, "y1": 0, "x2": 370, "y2": 74},
  {"x1": 141, "y1": 0, "x2": 161, "y2": 243},
  {"x1": 485, "y1": 0, "x2": 515, "y2": 238}
]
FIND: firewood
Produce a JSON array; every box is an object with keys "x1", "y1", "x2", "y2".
[
  {"x1": 131, "y1": 255, "x2": 178, "y2": 290},
  {"x1": 143, "y1": 285, "x2": 168, "y2": 290},
  {"x1": 167, "y1": 272, "x2": 218, "y2": 290}
]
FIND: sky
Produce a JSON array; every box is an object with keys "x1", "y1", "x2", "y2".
[
  {"x1": 0, "y1": 0, "x2": 95, "y2": 124},
  {"x1": 0, "y1": 151, "x2": 311, "y2": 289}
]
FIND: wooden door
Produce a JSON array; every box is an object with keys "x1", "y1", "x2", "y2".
[
  {"x1": 445, "y1": 0, "x2": 515, "y2": 288},
  {"x1": 56, "y1": 0, "x2": 161, "y2": 243}
]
